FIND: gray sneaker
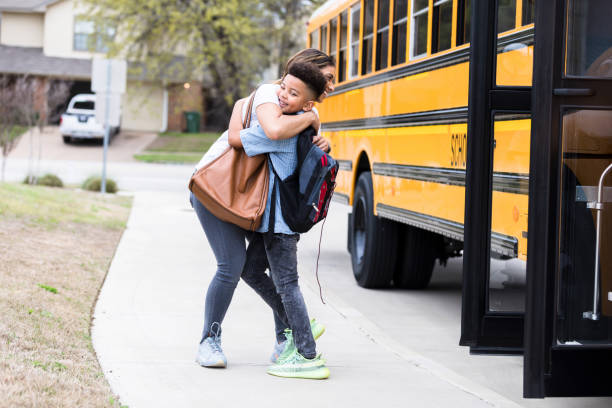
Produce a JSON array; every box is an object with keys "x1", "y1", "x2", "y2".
[{"x1": 196, "y1": 336, "x2": 227, "y2": 368}]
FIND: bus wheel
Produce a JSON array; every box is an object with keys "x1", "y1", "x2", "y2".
[
  {"x1": 394, "y1": 226, "x2": 439, "y2": 289},
  {"x1": 350, "y1": 172, "x2": 398, "y2": 288}
]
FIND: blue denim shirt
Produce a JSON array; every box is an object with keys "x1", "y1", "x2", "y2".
[{"x1": 240, "y1": 124, "x2": 298, "y2": 235}]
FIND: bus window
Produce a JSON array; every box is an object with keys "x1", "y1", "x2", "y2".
[
  {"x1": 330, "y1": 16, "x2": 338, "y2": 69},
  {"x1": 392, "y1": 0, "x2": 408, "y2": 66},
  {"x1": 349, "y1": 3, "x2": 361, "y2": 78},
  {"x1": 321, "y1": 24, "x2": 328, "y2": 53},
  {"x1": 362, "y1": 0, "x2": 375, "y2": 75},
  {"x1": 496, "y1": 0, "x2": 532, "y2": 86},
  {"x1": 456, "y1": 0, "x2": 471, "y2": 46},
  {"x1": 339, "y1": 10, "x2": 348, "y2": 82},
  {"x1": 497, "y1": 0, "x2": 516, "y2": 33},
  {"x1": 566, "y1": 0, "x2": 612, "y2": 78},
  {"x1": 376, "y1": 0, "x2": 390, "y2": 70},
  {"x1": 410, "y1": 0, "x2": 429, "y2": 59},
  {"x1": 310, "y1": 28, "x2": 320, "y2": 49},
  {"x1": 432, "y1": 0, "x2": 452, "y2": 53},
  {"x1": 521, "y1": 0, "x2": 535, "y2": 26}
]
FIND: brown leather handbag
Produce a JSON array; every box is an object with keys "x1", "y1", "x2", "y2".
[{"x1": 188, "y1": 92, "x2": 269, "y2": 231}]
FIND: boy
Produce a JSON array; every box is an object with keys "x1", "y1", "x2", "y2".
[{"x1": 228, "y1": 62, "x2": 330, "y2": 379}]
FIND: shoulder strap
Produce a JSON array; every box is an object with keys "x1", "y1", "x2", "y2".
[
  {"x1": 267, "y1": 154, "x2": 276, "y2": 236},
  {"x1": 242, "y1": 90, "x2": 257, "y2": 129}
]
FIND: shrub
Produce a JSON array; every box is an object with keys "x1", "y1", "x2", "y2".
[
  {"x1": 23, "y1": 173, "x2": 63, "y2": 188},
  {"x1": 81, "y1": 176, "x2": 118, "y2": 194}
]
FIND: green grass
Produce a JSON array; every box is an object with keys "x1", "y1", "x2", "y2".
[
  {"x1": 1, "y1": 125, "x2": 28, "y2": 144},
  {"x1": 133, "y1": 131, "x2": 220, "y2": 164},
  {"x1": 38, "y1": 284, "x2": 58, "y2": 294},
  {"x1": 0, "y1": 182, "x2": 132, "y2": 229},
  {"x1": 133, "y1": 152, "x2": 202, "y2": 164},
  {"x1": 148, "y1": 131, "x2": 219, "y2": 153}
]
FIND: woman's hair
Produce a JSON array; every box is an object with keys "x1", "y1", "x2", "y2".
[{"x1": 282, "y1": 48, "x2": 335, "y2": 78}]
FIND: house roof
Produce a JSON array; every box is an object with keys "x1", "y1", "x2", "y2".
[
  {"x1": 0, "y1": 45, "x2": 91, "y2": 79},
  {"x1": 0, "y1": 45, "x2": 201, "y2": 83},
  {"x1": 0, "y1": 0, "x2": 61, "y2": 12}
]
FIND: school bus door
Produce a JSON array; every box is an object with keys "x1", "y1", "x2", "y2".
[{"x1": 525, "y1": 0, "x2": 612, "y2": 397}]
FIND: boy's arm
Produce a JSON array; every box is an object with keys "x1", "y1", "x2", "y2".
[
  {"x1": 240, "y1": 125, "x2": 294, "y2": 157},
  {"x1": 256, "y1": 103, "x2": 320, "y2": 140},
  {"x1": 228, "y1": 98, "x2": 247, "y2": 148}
]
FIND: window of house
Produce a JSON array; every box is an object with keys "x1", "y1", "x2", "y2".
[
  {"x1": 349, "y1": 3, "x2": 361, "y2": 78},
  {"x1": 321, "y1": 24, "x2": 329, "y2": 53},
  {"x1": 361, "y1": 0, "x2": 375, "y2": 75},
  {"x1": 432, "y1": 0, "x2": 452, "y2": 53},
  {"x1": 339, "y1": 10, "x2": 349, "y2": 82},
  {"x1": 392, "y1": 0, "x2": 408, "y2": 66},
  {"x1": 522, "y1": 0, "x2": 535, "y2": 26},
  {"x1": 376, "y1": 0, "x2": 390, "y2": 70},
  {"x1": 410, "y1": 0, "x2": 429, "y2": 59},
  {"x1": 310, "y1": 28, "x2": 320, "y2": 49},
  {"x1": 330, "y1": 16, "x2": 338, "y2": 69},
  {"x1": 74, "y1": 18, "x2": 114, "y2": 53},
  {"x1": 456, "y1": 0, "x2": 471, "y2": 46},
  {"x1": 497, "y1": 0, "x2": 516, "y2": 33}
]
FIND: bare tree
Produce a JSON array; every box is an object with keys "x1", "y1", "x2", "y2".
[
  {"x1": 11, "y1": 76, "x2": 41, "y2": 184},
  {"x1": 30, "y1": 80, "x2": 71, "y2": 183},
  {"x1": 0, "y1": 75, "x2": 31, "y2": 182}
]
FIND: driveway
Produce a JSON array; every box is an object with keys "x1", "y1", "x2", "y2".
[{"x1": 8, "y1": 126, "x2": 157, "y2": 162}]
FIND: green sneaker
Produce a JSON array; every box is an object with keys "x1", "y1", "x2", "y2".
[
  {"x1": 267, "y1": 349, "x2": 330, "y2": 380},
  {"x1": 272, "y1": 319, "x2": 325, "y2": 363}
]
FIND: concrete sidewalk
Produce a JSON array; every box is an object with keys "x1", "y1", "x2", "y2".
[{"x1": 92, "y1": 191, "x2": 524, "y2": 408}]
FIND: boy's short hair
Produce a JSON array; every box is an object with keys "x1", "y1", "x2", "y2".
[{"x1": 286, "y1": 62, "x2": 328, "y2": 100}]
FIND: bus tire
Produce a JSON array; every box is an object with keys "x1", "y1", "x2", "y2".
[
  {"x1": 394, "y1": 226, "x2": 439, "y2": 289},
  {"x1": 350, "y1": 172, "x2": 398, "y2": 288}
]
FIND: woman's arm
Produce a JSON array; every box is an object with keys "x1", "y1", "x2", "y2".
[
  {"x1": 228, "y1": 98, "x2": 247, "y2": 148},
  {"x1": 256, "y1": 103, "x2": 319, "y2": 140}
]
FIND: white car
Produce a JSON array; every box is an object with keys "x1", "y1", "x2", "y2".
[{"x1": 59, "y1": 94, "x2": 119, "y2": 143}]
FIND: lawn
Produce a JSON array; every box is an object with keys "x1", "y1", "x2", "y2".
[
  {"x1": 0, "y1": 182, "x2": 131, "y2": 407},
  {"x1": 134, "y1": 131, "x2": 221, "y2": 164},
  {"x1": 1, "y1": 125, "x2": 29, "y2": 144}
]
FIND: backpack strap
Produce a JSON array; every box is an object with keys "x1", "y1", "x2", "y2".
[{"x1": 267, "y1": 154, "x2": 277, "y2": 237}]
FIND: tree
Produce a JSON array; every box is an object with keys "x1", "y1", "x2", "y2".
[
  {"x1": 0, "y1": 75, "x2": 35, "y2": 182},
  {"x1": 0, "y1": 75, "x2": 70, "y2": 182},
  {"x1": 85, "y1": 0, "x2": 325, "y2": 129},
  {"x1": 263, "y1": 0, "x2": 326, "y2": 78}
]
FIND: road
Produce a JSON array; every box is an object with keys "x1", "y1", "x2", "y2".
[
  {"x1": 5, "y1": 128, "x2": 611, "y2": 406},
  {"x1": 297, "y1": 203, "x2": 610, "y2": 408},
  {"x1": 3, "y1": 127, "x2": 193, "y2": 192}
]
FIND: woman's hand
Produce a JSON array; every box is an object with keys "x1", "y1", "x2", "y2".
[{"x1": 312, "y1": 135, "x2": 330, "y2": 153}]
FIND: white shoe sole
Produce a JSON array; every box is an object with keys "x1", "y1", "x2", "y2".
[{"x1": 195, "y1": 357, "x2": 227, "y2": 368}]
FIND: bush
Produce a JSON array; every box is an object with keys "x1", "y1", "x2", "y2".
[
  {"x1": 23, "y1": 173, "x2": 63, "y2": 188},
  {"x1": 81, "y1": 176, "x2": 118, "y2": 194}
]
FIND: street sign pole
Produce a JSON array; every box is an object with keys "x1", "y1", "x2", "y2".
[
  {"x1": 101, "y1": 61, "x2": 112, "y2": 194},
  {"x1": 92, "y1": 58, "x2": 126, "y2": 194}
]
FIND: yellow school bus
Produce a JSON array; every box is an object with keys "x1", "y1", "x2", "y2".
[{"x1": 307, "y1": 0, "x2": 534, "y2": 288}]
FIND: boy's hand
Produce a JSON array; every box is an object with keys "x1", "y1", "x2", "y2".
[{"x1": 312, "y1": 135, "x2": 330, "y2": 153}]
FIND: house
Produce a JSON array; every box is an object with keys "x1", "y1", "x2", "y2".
[{"x1": 0, "y1": 0, "x2": 204, "y2": 132}]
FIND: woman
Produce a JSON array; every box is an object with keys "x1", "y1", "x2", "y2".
[{"x1": 191, "y1": 49, "x2": 335, "y2": 369}]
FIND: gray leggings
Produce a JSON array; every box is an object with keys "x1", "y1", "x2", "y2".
[{"x1": 190, "y1": 192, "x2": 289, "y2": 343}]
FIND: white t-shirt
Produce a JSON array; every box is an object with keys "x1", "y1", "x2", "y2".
[{"x1": 194, "y1": 83, "x2": 320, "y2": 171}]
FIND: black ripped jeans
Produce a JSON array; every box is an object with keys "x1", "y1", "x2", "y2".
[{"x1": 242, "y1": 233, "x2": 316, "y2": 359}]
